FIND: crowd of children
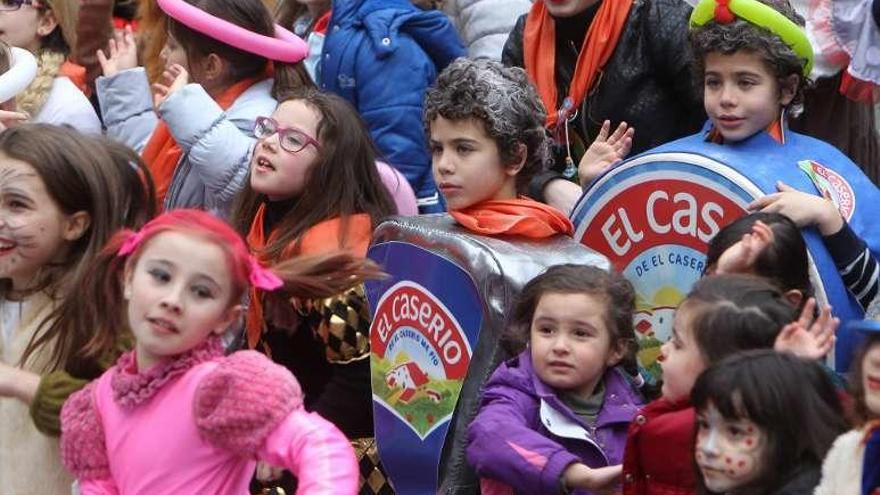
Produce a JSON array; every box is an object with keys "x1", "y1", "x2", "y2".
[{"x1": 0, "y1": 0, "x2": 876, "y2": 494}]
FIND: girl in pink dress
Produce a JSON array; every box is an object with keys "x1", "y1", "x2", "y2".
[{"x1": 59, "y1": 209, "x2": 373, "y2": 495}]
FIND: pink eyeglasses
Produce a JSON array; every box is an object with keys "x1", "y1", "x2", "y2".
[{"x1": 254, "y1": 116, "x2": 321, "y2": 153}]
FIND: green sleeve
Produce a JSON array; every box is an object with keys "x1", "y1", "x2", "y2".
[
  {"x1": 30, "y1": 333, "x2": 133, "y2": 436},
  {"x1": 29, "y1": 371, "x2": 89, "y2": 437}
]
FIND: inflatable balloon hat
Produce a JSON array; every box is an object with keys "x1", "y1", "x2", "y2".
[
  {"x1": 0, "y1": 46, "x2": 38, "y2": 104},
  {"x1": 689, "y1": 0, "x2": 814, "y2": 76},
  {"x1": 156, "y1": 0, "x2": 308, "y2": 63}
]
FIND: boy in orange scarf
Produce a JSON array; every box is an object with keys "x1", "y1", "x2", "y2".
[{"x1": 425, "y1": 58, "x2": 574, "y2": 239}]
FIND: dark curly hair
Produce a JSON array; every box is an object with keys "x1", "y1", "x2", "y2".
[
  {"x1": 690, "y1": 0, "x2": 809, "y2": 113},
  {"x1": 424, "y1": 57, "x2": 548, "y2": 194},
  {"x1": 502, "y1": 264, "x2": 639, "y2": 377}
]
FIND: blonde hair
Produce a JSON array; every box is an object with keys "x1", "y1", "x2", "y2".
[
  {"x1": 14, "y1": 0, "x2": 78, "y2": 117},
  {"x1": 0, "y1": 41, "x2": 10, "y2": 75},
  {"x1": 16, "y1": 50, "x2": 63, "y2": 116}
]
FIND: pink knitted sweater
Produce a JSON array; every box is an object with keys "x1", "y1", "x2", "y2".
[{"x1": 60, "y1": 339, "x2": 358, "y2": 495}]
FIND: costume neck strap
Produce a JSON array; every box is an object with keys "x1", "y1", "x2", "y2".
[{"x1": 689, "y1": 0, "x2": 813, "y2": 75}]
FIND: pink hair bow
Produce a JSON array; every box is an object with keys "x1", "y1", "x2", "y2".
[
  {"x1": 117, "y1": 231, "x2": 146, "y2": 257},
  {"x1": 248, "y1": 256, "x2": 283, "y2": 290}
]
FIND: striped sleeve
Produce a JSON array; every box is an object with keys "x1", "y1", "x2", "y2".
[{"x1": 823, "y1": 222, "x2": 880, "y2": 311}]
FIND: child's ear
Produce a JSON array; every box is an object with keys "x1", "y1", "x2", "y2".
[
  {"x1": 505, "y1": 143, "x2": 527, "y2": 177},
  {"x1": 213, "y1": 304, "x2": 243, "y2": 336},
  {"x1": 201, "y1": 53, "x2": 227, "y2": 84},
  {"x1": 784, "y1": 289, "x2": 804, "y2": 308},
  {"x1": 35, "y1": 8, "x2": 59, "y2": 38},
  {"x1": 62, "y1": 211, "x2": 91, "y2": 242},
  {"x1": 779, "y1": 74, "x2": 799, "y2": 106},
  {"x1": 122, "y1": 260, "x2": 135, "y2": 301},
  {"x1": 605, "y1": 339, "x2": 627, "y2": 368}
]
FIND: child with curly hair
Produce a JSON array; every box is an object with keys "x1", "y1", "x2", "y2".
[{"x1": 424, "y1": 57, "x2": 573, "y2": 238}]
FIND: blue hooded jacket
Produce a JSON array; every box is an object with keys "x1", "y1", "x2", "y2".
[{"x1": 321, "y1": 0, "x2": 466, "y2": 212}]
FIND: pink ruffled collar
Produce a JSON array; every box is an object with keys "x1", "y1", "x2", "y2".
[{"x1": 111, "y1": 337, "x2": 224, "y2": 408}]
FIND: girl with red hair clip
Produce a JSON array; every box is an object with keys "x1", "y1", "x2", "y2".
[{"x1": 60, "y1": 209, "x2": 376, "y2": 495}]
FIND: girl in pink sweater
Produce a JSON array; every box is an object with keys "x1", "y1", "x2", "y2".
[{"x1": 59, "y1": 209, "x2": 376, "y2": 495}]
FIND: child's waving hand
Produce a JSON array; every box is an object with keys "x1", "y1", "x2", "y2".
[
  {"x1": 578, "y1": 120, "x2": 634, "y2": 187},
  {"x1": 151, "y1": 64, "x2": 190, "y2": 109},
  {"x1": 748, "y1": 181, "x2": 844, "y2": 236},
  {"x1": 97, "y1": 25, "x2": 138, "y2": 78},
  {"x1": 715, "y1": 220, "x2": 774, "y2": 275},
  {"x1": 775, "y1": 298, "x2": 838, "y2": 360}
]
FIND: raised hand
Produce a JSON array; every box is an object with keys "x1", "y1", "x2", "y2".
[
  {"x1": 714, "y1": 220, "x2": 774, "y2": 275},
  {"x1": 0, "y1": 110, "x2": 29, "y2": 131},
  {"x1": 96, "y1": 25, "x2": 139, "y2": 78},
  {"x1": 151, "y1": 64, "x2": 190, "y2": 110},
  {"x1": 774, "y1": 298, "x2": 838, "y2": 360},
  {"x1": 748, "y1": 181, "x2": 844, "y2": 236},
  {"x1": 578, "y1": 120, "x2": 634, "y2": 187}
]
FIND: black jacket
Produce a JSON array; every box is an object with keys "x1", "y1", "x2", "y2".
[
  {"x1": 502, "y1": 0, "x2": 706, "y2": 198},
  {"x1": 767, "y1": 465, "x2": 822, "y2": 495}
]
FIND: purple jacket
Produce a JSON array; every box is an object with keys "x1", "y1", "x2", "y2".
[{"x1": 466, "y1": 351, "x2": 644, "y2": 495}]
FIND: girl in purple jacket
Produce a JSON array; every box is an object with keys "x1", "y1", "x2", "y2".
[{"x1": 467, "y1": 264, "x2": 645, "y2": 495}]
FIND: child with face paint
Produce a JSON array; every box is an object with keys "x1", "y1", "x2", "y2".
[
  {"x1": 0, "y1": 124, "x2": 155, "y2": 495},
  {"x1": 466, "y1": 264, "x2": 644, "y2": 495},
  {"x1": 692, "y1": 350, "x2": 847, "y2": 495},
  {"x1": 60, "y1": 209, "x2": 372, "y2": 494},
  {"x1": 814, "y1": 310, "x2": 880, "y2": 495},
  {"x1": 621, "y1": 274, "x2": 837, "y2": 495}
]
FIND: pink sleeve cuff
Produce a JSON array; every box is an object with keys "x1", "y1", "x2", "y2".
[
  {"x1": 259, "y1": 408, "x2": 359, "y2": 495},
  {"x1": 194, "y1": 350, "x2": 303, "y2": 456}
]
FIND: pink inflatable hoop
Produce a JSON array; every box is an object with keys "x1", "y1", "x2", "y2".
[{"x1": 157, "y1": 0, "x2": 308, "y2": 63}]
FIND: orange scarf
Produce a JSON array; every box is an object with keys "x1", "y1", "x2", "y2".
[
  {"x1": 707, "y1": 118, "x2": 785, "y2": 144},
  {"x1": 449, "y1": 197, "x2": 574, "y2": 238},
  {"x1": 141, "y1": 76, "x2": 264, "y2": 208},
  {"x1": 244, "y1": 203, "x2": 374, "y2": 349},
  {"x1": 524, "y1": 0, "x2": 633, "y2": 130},
  {"x1": 59, "y1": 61, "x2": 89, "y2": 96}
]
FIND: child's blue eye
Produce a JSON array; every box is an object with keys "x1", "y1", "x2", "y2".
[
  {"x1": 148, "y1": 268, "x2": 171, "y2": 283},
  {"x1": 192, "y1": 285, "x2": 215, "y2": 299}
]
